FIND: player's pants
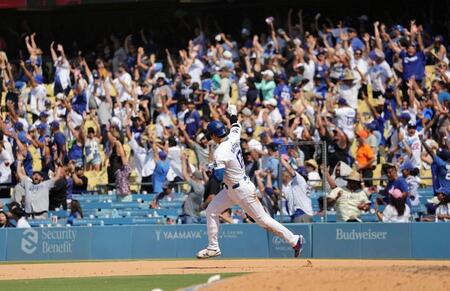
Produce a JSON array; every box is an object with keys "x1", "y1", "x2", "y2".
[{"x1": 205, "y1": 178, "x2": 299, "y2": 251}]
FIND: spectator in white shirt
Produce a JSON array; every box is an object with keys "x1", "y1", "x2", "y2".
[
  {"x1": 326, "y1": 171, "x2": 371, "y2": 222},
  {"x1": 304, "y1": 159, "x2": 322, "y2": 189},
  {"x1": 113, "y1": 64, "x2": 132, "y2": 102},
  {"x1": 376, "y1": 188, "x2": 411, "y2": 223},
  {"x1": 368, "y1": 50, "x2": 393, "y2": 97},
  {"x1": 263, "y1": 98, "x2": 282, "y2": 126},
  {"x1": 0, "y1": 141, "x2": 13, "y2": 183},
  {"x1": 7, "y1": 202, "x2": 30, "y2": 228},
  {"x1": 280, "y1": 157, "x2": 313, "y2": 223},
  {"x1": 352, "y1": 48, "x2": 369, "y2": 89},
  {"x1": 50, "y1": 43, "x2": 71, "y2": 95},
  {"x1": 327, "y1": 97, "x2": 356, "y2": 142},
  {"x1": 126, "y1": 127, "x2": 155, "y2": 193},
  {"x1": 16, "y1": 153, "x2": 63, "y2": 219},
  {"x1": 434, "y1": 187, "x2": 450, "y2": 222},
  {"x1": 0, "y1": 139, "x2": 13, "y2": 198},
  {"x1": 338, "y1": 70, "x2": 359, "y2": 109}
]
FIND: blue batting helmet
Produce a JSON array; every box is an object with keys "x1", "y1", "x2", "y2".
[{"x1": 207, "y1": 120, "x2": 227, "y2": 138}]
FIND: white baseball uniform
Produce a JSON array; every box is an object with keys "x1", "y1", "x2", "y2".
[{"x1": 205, "y1": 122, "x2": 300, "y2": 251}]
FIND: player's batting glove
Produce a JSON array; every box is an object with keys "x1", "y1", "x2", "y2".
[{"x1": 227, "y1": 102, "x2": 237, "y2": 116}]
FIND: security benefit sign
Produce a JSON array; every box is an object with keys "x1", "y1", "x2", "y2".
[
  {"x1": 7, "y1": 227, "x2": 91, "y2": 260},
  {"x1": 313, "y1": 223, "x2": 411, "y2": 259}
]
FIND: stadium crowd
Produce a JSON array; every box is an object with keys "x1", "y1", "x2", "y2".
[{"x1": 0, "y1": 9, "x2": 450, "y2": 228}]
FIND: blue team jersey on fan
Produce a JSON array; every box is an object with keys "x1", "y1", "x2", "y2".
[
  {"x1": 274, "y1": 84, "x2": 291, "y2": 116},
  {"x1": 432, "y1": 156, "x2": 450, "y2": 194}
]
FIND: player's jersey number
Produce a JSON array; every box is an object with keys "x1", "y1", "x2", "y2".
[{"x1": 236, "y1": 149, "x2": 244, "y2": 169}]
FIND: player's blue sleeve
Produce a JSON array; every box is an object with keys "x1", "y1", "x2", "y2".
[
  {"x1": 433, "y1": 156, "x2": 446, "y2": 168},
  {"x1": 212, "y1": 168, "x2": 225, "y2": 183}
]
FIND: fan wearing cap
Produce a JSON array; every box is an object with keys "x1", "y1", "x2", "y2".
[
  {"x1": 49, "y1": 120, "x2": 67, "y2": 164},
  {"x1": 363, "y1": 93, "x2": 386, "y2": 147},
  {"x1": 296, "y1": 54, "x2": 316, "y2": 92},
  {"x1": 83, "y1": 116, "x2": 102, "y2": 171},
  {"x1": 28, "y1": 123, "x2": 52, "y2": 174},
  {"x1": 338, "y1": 69, "x2": 359, "y2": 109},
  {"x1": 347, "y1": 27, "x2": 365, "y2": 52},
  {"x1": 178, "y1": 123, "x2": 209, "y2": 168},
  {"x1": 183, "y1": 100, "x2": 201, "y2": 138},
  {"x1": 367, "y1": 49, "x2": 394, "y2": 98},
  {"x1": 154, "y1": 101, "x2": 175, "y2": 137},
  {"x1": 151, "y1": 134, "x2": 170, "y2": 194},
  {"x1": 16, "y1": 151, "x2": 63, "y2": 220},
  {"x1": 388, "y1": 27, "x2": 426, "y2": 84},
  {"x1": 8, "y1": 128, "x2": 34, "y2": 177},
  {"x1": 386, "y1": 108, "x2": 410, "y2": 162},
  {"x1": 273, "y1": 73, "x2": 292, "y2": 116},
  {"x1": 211, "y1": 66, "x2": 232, "y2": 107},
  {"x1": 80, "y1": 59, "x2": 105, "y2": 111},
  {"x1": 262, "y1": 98, "x2": 283, "y2": 126},
  {"x1": 398, "y1": 122, "x2": 421, "y2": 170},
  {"x1": 256, "y1": 70, "x2": 276, "y2": 101},
  {"x1": 375, "y1": 188, "x2": 411, "y2": 223},
  {"x1": 304, "y1": 159, "x2": 322, "y2": 189},
  {"x1": 19, "y1": 60, "x2": 47, "y2": 121},
  {"x1": 50, "y1": 42, "x2": 71, "y2": 96},
  {"x1": 32, "y1": 111, "x2": 49, "y2": 131},
  {"x1": 326, "y1": 96, "x2": 356, "y2": 142},
  {"x1": 126, "y1": 126, "x2": 155, "y2": 194},
  {"x1": 421, "y1": 137, "x2": 450, "y2": 195},
  {"x1": 67, "y1": 117, "x2": 86, "y2": 168},
  {"x1": 364, "y1": 122, "x2": 380, "y2": 160},
  {"x1": 355, "y1": 129, "x2": 376, "y2": 186},
  {"x1": 239, "y1": 107, "x2": 253, "y2": 130},
  {"x1": 326, "y1": 170, "x2": 371, "y2": 222},
  {"x1": 272, "y1": 124, "x2": 289, "y2": 156},
  {"x1": 246, "y1": 127, "x2": 263, "y2": 152},
  {"x1": 312, "y1": 74, "x2": 328, "y2": 98},
  {"x1": 400, "y1": 161, "x2": 421, "y2": 206}
]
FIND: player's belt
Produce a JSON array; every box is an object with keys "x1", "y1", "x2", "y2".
[{"x1": 224, "y1": 176, "x2": 248, "y2": 190}]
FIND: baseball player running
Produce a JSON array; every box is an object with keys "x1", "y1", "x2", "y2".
[{"x1": 196, "y1": 104, "x2": 304, "y2": 259}]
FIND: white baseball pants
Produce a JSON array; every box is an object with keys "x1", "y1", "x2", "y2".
[{"x1": 205, "y1": 178, "x2": 299, "y2": 251}]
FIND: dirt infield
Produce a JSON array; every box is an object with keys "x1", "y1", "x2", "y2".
[{"x1": 1, "y1": 259, "x2": 449, "y2": 290}]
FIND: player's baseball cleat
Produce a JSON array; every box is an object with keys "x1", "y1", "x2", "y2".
[
  {"x1": 196, "y1": 248, "x2": 221, "y2": 259},
  {"x1": 293, "y1": 235, "x2": 305, "y2": 258}
]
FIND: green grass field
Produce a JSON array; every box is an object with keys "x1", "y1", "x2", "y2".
[{"x1": 0, "y1": 273, "x2": 242, "y2": 291}]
